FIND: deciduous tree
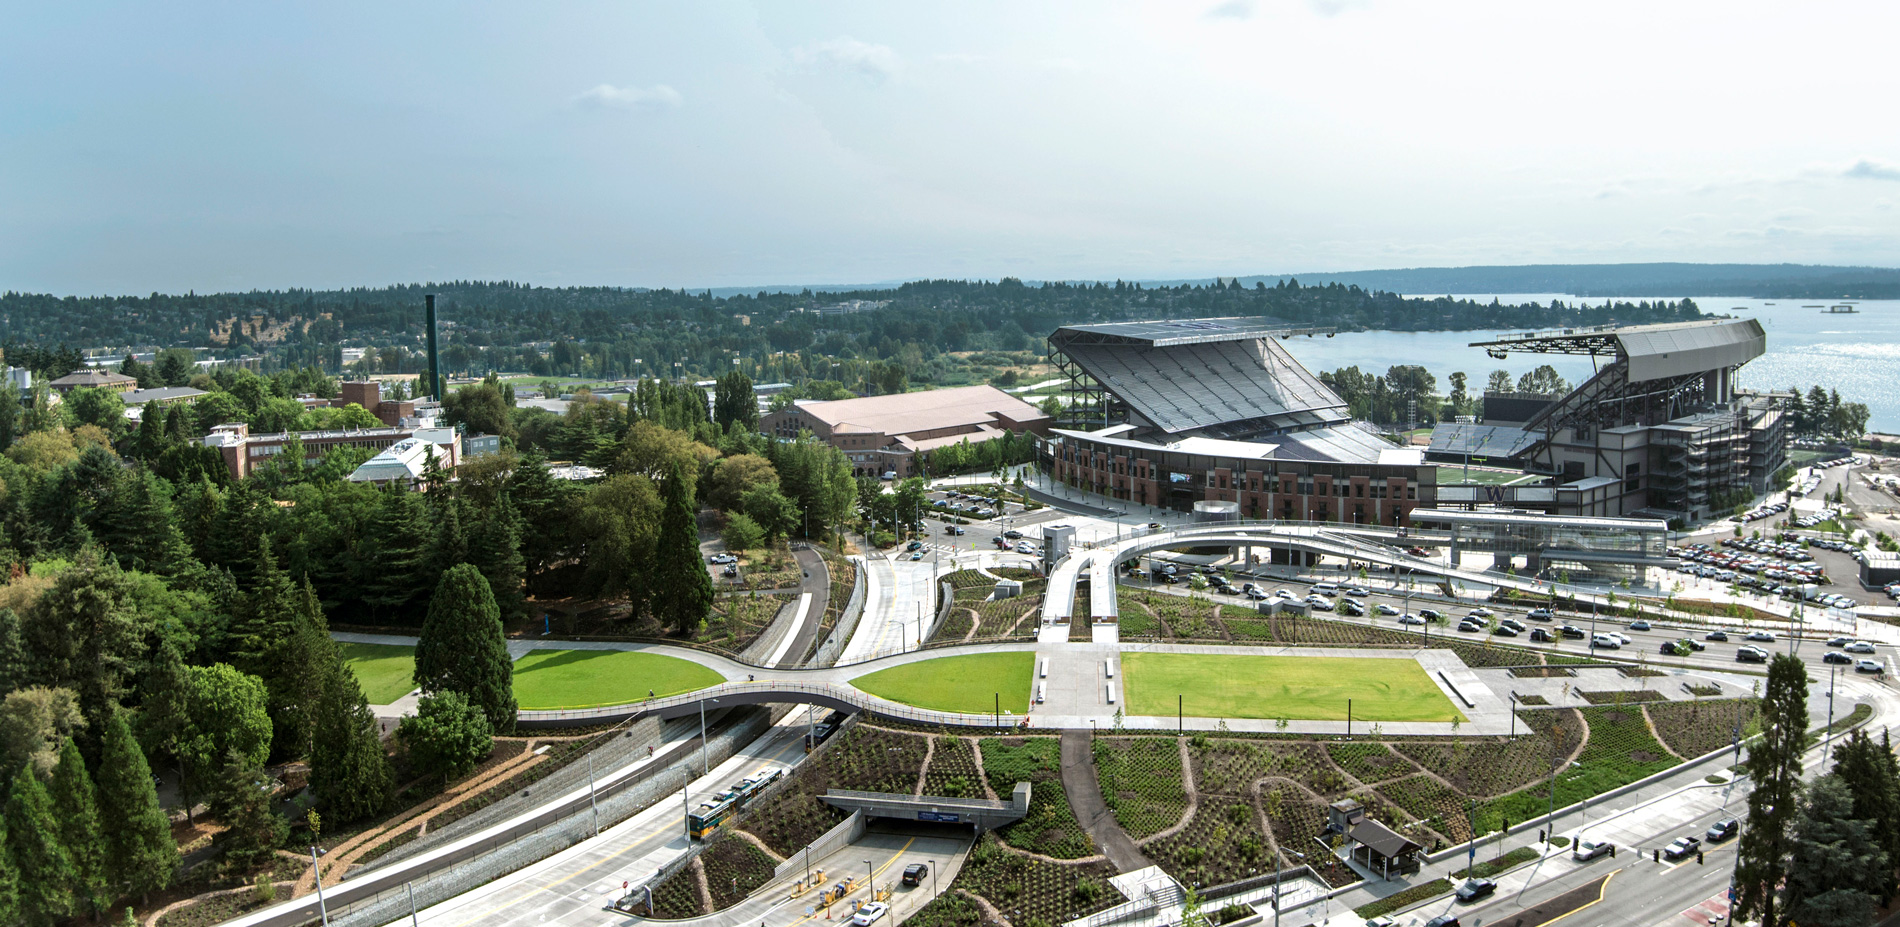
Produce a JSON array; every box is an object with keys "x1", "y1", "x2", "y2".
[{"x1": 399, "y1": 691, "x2": 493, "y2": 783}]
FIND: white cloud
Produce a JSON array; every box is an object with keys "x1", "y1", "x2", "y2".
[
  {"x1": 933, "y1": 52, "x2": 982, "y2": 64},
  {"x1": 574, "y1": 83, "x2": 683, "y2": 111},
  {"x1": 1038, "y1": 57, "x2": 1084, "y2": 72},
  {"x1": 791, "y1": 37, "x2": 901, "y2": 82},
  {"x1": 1204, "y1": 0, "x2": 1254, "y2": 19},
  {"x1": 1308, "y1": 0, "x2": 1371, "y2": 16},
  {"x1": 1844, "y1": 159, "x2": 1900, "y2": 181}
]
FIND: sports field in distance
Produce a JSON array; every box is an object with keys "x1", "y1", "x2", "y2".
[
  {"x1": 338, "y1": 642, "x2": 418, "y2": 705},
  {"x1": 512, "y1": 650, "x2": 726, "y2": 710},
  {"x1": 1122, "y1": 653, "x2": 1464, "y2": 723},
  {"x1": 851, "y1": 652, "x2": 1035, "y2": 714}
]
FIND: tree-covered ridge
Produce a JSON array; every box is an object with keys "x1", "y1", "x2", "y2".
[{"x1": 0, "y1": 279, "x2": 1704, "y2": 385}]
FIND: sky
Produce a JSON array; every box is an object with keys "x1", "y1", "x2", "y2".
[{"x1": 4, "y1": 1, "x2": 1898, "y2": 296}]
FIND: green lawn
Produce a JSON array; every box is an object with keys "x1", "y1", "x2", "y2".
[
  {"x1": 851, "y1": 652, "x2": 1035, "y2": 714},
  {"x1": 511, "y1": 650, "x2": 726, "y2": 710},
  {"x1": 1121, "y1": 653, "x2": 1465, "y2": 723},
  {"x1": 338, "y1": 642, "x2": 418, "y2": 705}
]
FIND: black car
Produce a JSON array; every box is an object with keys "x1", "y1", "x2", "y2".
[
  {"x1": 1493, "y1": 625, "x2": 1519, "y2": 637},
  {"x1": 1339, "y1": 600, "x2": 1366, "y2": 616},
  {"x1": 1825, "y1": 651, "x2": 1854, "y2": 664},
  {"x1": 1829, "y1": 636, "x2": 1853, "y2": 647},
  {"x1": 1529, "y1": 628, "x2": 1553, "y2": 642},
  {"x1": 1454, "y1": 878, "x2": 1497, "y2": 902},
  {"x1": 1705, "y1": 630, "x2": 1730, "y2": 642},
  {"x1": 1003, "y1": 529, "x2": 1024, "y2": 539},
  {"x1": 1705, "y1": 819, "x2": 1739, "y2": 842},
  {"x1": 1560, "y1": 625, "x2": 1587, "y2": 639},
  {"x1": 902, "y1": 863, "x2": 929, "y2": 886},
  {"x1": 1424, "y1": 918, "x2": 1460, "y2": 927}
]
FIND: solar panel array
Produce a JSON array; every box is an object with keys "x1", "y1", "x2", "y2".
[{"x1": 1059, "y1": 335, "x2": 1348, "y2": 436}]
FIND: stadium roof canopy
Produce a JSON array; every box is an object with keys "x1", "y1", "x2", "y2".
[
  {"x1": 1470, "y1": 318, "x2": 1766, "y2": 382},
  {"x1": 1050, "y1": 317, "x2": 1349, "y2": 437}
]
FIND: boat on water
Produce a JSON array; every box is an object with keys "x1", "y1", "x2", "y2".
[{"x1": 1826, "y1": 304, "x2": 1860, "y2": 313}]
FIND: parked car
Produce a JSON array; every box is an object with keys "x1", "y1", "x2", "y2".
[
  {"x1": 1423, "y1": 917, "x2": 1460, "y2": 927},
  {"x1": 1663, "y1": 836, "x2": 1701, "y2": 861},
  {"x1": 1705, "y1": 630, "x2": 1730, "y2": 642},
  {"x1": 902, "y1": 863, "x2": 929, "y2": 886},
  {"x1": 708, "y1": 553, "x2": 737, "y2": 564},
  {"x1": 1705, "y1": 819, "x2": 1739, "y2": 842},
  {"x1": 722, "y1": 565, "x2": 739, "y2": 577},
  {"x1": 1572, "y1": 838, "x2": 1614, "y2": 861},
  {"x1": 852, "y1": 901, "x2": 891, "y2": 926},
  {"x1": 1454, "y1": 878, "x2": 1497, "y2": 902}
]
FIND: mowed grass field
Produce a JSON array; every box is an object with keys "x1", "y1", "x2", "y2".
[
  {"x1": 338, "y1": 642, "x2": 418, "y2": 705},
  {"x1": 512, "y1": 650, "x2": 726, "y2": 710},
  {"x1": 851, "y1": 652, "x2": 1035, "y2": 714},
  {"x1": 1121, "y1": 653, "x2": 1464, "y2": 723}
]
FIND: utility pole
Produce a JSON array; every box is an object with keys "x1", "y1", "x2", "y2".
[
  {"x1": 588, "y1": 752, "x2": 599, "y2": 836},
  {"x1": 407, "y1": 881, "x2": 419, "y2": 927},
  {"x1": 699, "y1": 697, "x2": 718, "y2": 775}
]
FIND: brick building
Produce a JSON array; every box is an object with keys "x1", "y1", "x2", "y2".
[{"x1": 203, "y1": 422, "x2": 461, "y2": 481}]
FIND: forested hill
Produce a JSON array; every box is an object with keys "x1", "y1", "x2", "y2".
[
  {"x1": 1224, "y1": 262, "x2": 1900, "y2": 299},
  {"x1": 0, "y1": 279, "x2": 1701, "y2": 381}
]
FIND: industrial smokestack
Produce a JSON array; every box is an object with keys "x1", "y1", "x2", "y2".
[{"x1": 425, "y1": 293, "x2": 441, "y2": 401}]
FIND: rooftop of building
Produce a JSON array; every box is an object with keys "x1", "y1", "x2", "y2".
[
  {"x1": 1470, "y1": 318, "x2": 1766, "y2": 382},
  {"x1": 1050, "y1": 316, "x2": 1334, "y2": 348},
  {"x1": 1051, "y1": 420, "x2": 1409, "y2": 466},
  {"x1": 50, "y1": 369, "x2": 137, "y2": 387},
  {"x1": 781, "y1": 384, "x2": 1048, "y2": 436},
  {"x1": 122, "y1": 386, "x2": 208, "y2": 404},
  {"x1": 347, "y1": 436, "x2": 453, "y2": 483}
]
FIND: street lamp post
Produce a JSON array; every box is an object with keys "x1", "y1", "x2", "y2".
[
  {"x1": 310, "y1": 846, "x2": 330, "y2": 927},
  {"x1": 864, "y1": 859, "x2": 875, "y2": 902},
  {"x1": 699, "y1": 697, "x2": 719, "y2": 775}
]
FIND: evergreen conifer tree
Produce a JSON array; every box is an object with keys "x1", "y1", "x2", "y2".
[
  {"x1": 1831, "y1": 730, "x2": 1900, "y2": 902},
  {"x1": 0, "y1": 812, "x2": 18, "y2": 926},
  {"x1": 309, "y1": 637, "x2": 392, "y2": 824},
  {"x1": 1736, "y1": 652, "x2": 1811, "y2": 927},
  {"x1": 5, "y1": 766, "x2": 75, "y2": 926},
  {"x1": 414, "y1": 564, "x2": 515, "y2": 733},
  {"x1": 97, "y1": 712, "x2": 176, "y2": 899},
  {"x1": 364, "y1": 485, "x2": 433, "y2": 620},
  {"x1": 208, "y1": 750, "x2": 285, "y2": 871},
  {"x1": 48, "y1": 737, "x2": 107, "y2": 917},
  {"x1": 652, "y1": 462, "x2": 713, "y2": 636},
  {"x1": 471, "y1": 492, "x2": 527, "y2": 624}
]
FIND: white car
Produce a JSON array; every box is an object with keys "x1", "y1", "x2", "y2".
[
  {"x1": 1305, "y1": 596, "x2": 1335, "y2": 611},
  {"x1": 1467, "y1": 607, "x2": 1494, "y2": 619},
  {"x1": 851, "y1": 902, "x2": 890, "y2": 926},
  {"x1": 1591, "y1": 634, "x2": 1621, "y2": 650},
  {"x1": 1846, "y1": 641, "x2": 1878, "y2": 654},
  {"x1": 1857, "y1": 659, "x2": 1885, "y2": 674},
  {"x1": 1375, "y1": 603, "x2": 1401, "y2": 616},
  {"x1": 1398, "y1": 614, "x2": 1427, "y2": 626},
  {"x1": 1274, "y1": 589, "x2": 1296, "y2": 600}
]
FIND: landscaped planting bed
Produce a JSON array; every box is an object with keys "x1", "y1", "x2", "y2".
[
  {"x1": 923, "y1": 735, "x2": 985, "y2": 799},
  {"x1": 1397, "y1": 714, "x2": 1582, "y2": 797},
  {"x1": 1118, "y1": 606, "x2": 1159, "y2": 638},
  {"x1": 1143, "y1": 594, "x2": 1226, "y2": 640},
  {"x1": 1091, "y1": 737, "x2": 1188, "y2": 839},
  {"x1": 1377, "y1": 774, "x2": 1472, "y2": 845},
  {"x1": 932, "y1": 608, "x2": 977, "y2": 643},
  {"x1": 1452, "y1": 846, "x2": 1540, "y2": 880},
  {"x1": 1516, "y1": 694, "x2": 1550, "y2": 706},
  {"x1": 1325, "y1": 742, "x2": 1418, "y2": 785},
  {"x1": 905, "y1": 891, "x2": 1005, "y2": 927},
  {"x1": 952, "y1": 834, "x2": 1119, "y2": 927},
  {"x1": 1619, "y1": 666, "x2": 1668, "y2": 677},
  {"x1": 1223, "y1": 617, "x2": 1276, "y2": 641},
  {"x1": 1353, "y1": 879, "x2": 1452, "y2": 919},
  {"x1": 993, "y1": 567, "x2": 1041, "y2": 581},
  {"x1": 1646, "y1": 698, "x2": 1757, "y2": 759},
  {"x1": 1578, "y1": 689, "x2": 1666, "y2": 705},
  {"x1": 971, "y1": 597, "x2": 1038, "y2": 639},
  {"x1": 740, "y1": 724, "x2": 926, "y2": 856},
  {"x1": 981, "y1": 737, "x2": 1094, "y2": 859},
  {"x1": 649, "y1": 862, "x2": 705, "y2": 918},
  {"x1": 1264, "y1": 789, "x2": 1356, "y2": 884},
  {"x1": 1685, "y1": 683, "x2": 1722, "y2": 697},
  {"x1": 1510, "y1": 666, "x2": 1574, "y2": 678},
  {"x1": 1192, "y1": 739, "x2": 1350, "y2": 800},
  {"x1": 702, "y1": 835, "x2": 780, "y2": 910},
  {"x1": 1474, "y1": 706, "x2": 1678, "y2": 833},
  {"x1": 707, "y1": 593, "x2": 790, "y2": 651},
  {"x1": 1144, "y1": 795, "x2": 1274, "y2": 886},
  {"x1": 949, "y1": 569, "x2": 997, "y2": 589}
]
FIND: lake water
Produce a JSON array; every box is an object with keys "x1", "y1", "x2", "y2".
[{"x1": 1281, "y1": 294, "x2": 1900, "y2": 433}]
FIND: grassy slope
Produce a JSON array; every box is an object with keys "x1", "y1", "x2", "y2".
[
  {"x1": 851, "y1": 652, "x2": 1035, "y2": 714},
  {"x1": 511, "y1": 649, "x2": 725, "y2": 709},
  {"x1": 1122, "y1": 653, "x2": 1465, "y2": 722},
  {"x1": 338, "y1": 642, "x2": 418, "y2": 705}
]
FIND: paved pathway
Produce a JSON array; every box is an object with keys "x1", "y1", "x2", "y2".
[{"x1": 1060, "y1": 729, "x2": 1152, "y2": 872}]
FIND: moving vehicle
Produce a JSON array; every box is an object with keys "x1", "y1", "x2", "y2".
[
  {"x1": 1424, "y1": 917, "x2": 1460, "y2": 927},
  {"x1": 1467, "y1": 607, "x2": 1494, "y2": 618},
  {"x1": 1745, "y1": 630, "x2": 1776, "y2": 642},
  {"x1": 852, "y1": 902, "x2": 891, "y2": 926},
  {"x1": 1419, "y1": 608, "x2": 1443, "y2": 621},
  {"x1": 1398, "y1": 614, "x2": 1426, "y2": 626},
  {"x1": 1346, "y1": 586, "x2": 1371, "y2": 597},
  {"x1": 945, "y1": 525, "x2": 964, "y2": 535},
  {"x1": 1493, "y1": 625, "x2": 1519, "y2": 637},
  {"x1": 1003, "y1": 529, "x2": 1024, "y2": 539},
  {"x1": 907, "y1": 540, "x2": 923, "y2": 551},
  {"x1": 1457, "y1": 621, "x2": 1481, "y2": 633},
  {"x1": 1526, "y1": 608, "x2": 1554, "y2": 621},
  {"x1": 902, "y1": 863, "x2": 929, "y2": 886},
  {"x1": 1339, "y1": 600, "x2": 1366, "y2": 616},
  {"x1": 1824, "y1": 651, "x2": 1853, "y2": 665},
  {"x1": 1591, "y1": 634, "x2": 1621, "y2": 649},
  {"x1": 1573, "y1": 838, "x2": 1614, "y2": 861},
  {"x1": 1245, "y1": 587, "x2": 1267, "y2": 599},
  {"x1": 1560, "y1": 625, "x2": 1587, "y2": 639},
  {"x1": 1454, "y1": 878, "x2": 1497, "y2": 902},
  {"x1": 688, "y1": 767, "x2": 786, "y2": 839},
  {"x1": 1736, "y1": 646, "x2": 1770, "y2": 663},
  {"x1": 909, "y1": 551, "x2": 924, "y2": 561},
  {"x1": 1312, "y1": 582, "x2": 1340, "y2": 596},
  {"x1": 1529, "y1": 628, "x2": 1553, "y2": 642},
  {"x1": 1630, "y1": 619, "x2": 1651, "y2": 631},
  {"x1": 1706, "y1": 819, "x2": 1738, "y2": 842},
  {"x1": 1663, "y1": 836, "x2": 1701, "y2": 860},
  {"x1": 1705, "y1": 630, "x2": 1730, "y2": 642},
  {"x1": 1847, "y1": 641, "x2": 1878, "y2": 654},
  {"x1": 1828, "y1": 636, "x2": 1853, "y2": 647},
  {"x1": 1375, "y1": 603, "x2": 1401, "y2": 616},
  {"x1": 1858, "y1": 659, "x2": 1885, "y2": 674}
]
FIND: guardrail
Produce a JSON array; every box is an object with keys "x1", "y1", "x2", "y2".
[
  {"x1": 517, "y1": 679, "x2": 1034, "y2": 730},
  {"x1": 823, "y1": 788, "x2": 1015, "y2": 811}
]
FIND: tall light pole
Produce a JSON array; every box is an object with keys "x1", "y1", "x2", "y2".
[
  {"x1": 587, "y1": 752, "x2": 599, "y2": 835},
  {"x1": 699, "y1": 697, "x2": 719, "y2": 775},
  {"x1": 864, "y1": 859, "x2": 875, "y2": 900},
  {"x1": 1824, "y1": 660, "x2": 1840, "y2": 764},
  {"x1": 310, "y1": 846, "x2": 330, "y2": 927}
]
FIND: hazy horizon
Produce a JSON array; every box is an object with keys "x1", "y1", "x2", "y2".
[{"x1": 6, "y1": 1, "x2": 1898, "y2": 295}]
